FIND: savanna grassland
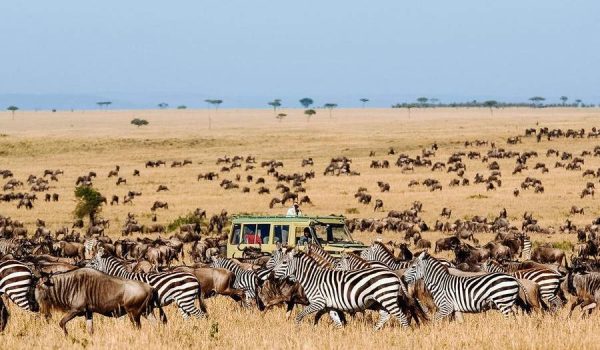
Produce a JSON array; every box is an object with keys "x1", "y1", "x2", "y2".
[{"x1": 1, "y1": 107, "x2": 600, "y2": 349}]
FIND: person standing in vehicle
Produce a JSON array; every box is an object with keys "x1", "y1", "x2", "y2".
[{"x1": 286, "y1": 202, "x2": 302, "y2": 217}]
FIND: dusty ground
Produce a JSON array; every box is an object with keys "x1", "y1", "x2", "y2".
[{"x1": 1, "y1": 107, "x2": 599, "y2": 349}]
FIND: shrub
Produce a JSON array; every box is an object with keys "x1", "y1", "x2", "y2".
[
  {"x1": 131, "y1": 118, "x2": 149, "y2": 127},
  {"x1": 166, "y1": 212, "x2": 204, "y2": 232}
]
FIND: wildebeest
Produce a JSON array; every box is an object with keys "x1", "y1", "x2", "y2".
[
  {"x1": 532, "y1": 246, "x2": 568, "y2": 267},
  {"x1": 435, "y1": 236, "x2": 460, "y2": 253},
  {"x1": 373, "y1": 199, "x2": 384, "y2": 212},
  {"x1": 35, "y1": 268, "x2": 157, "y2": 335},
  {"x1": 151, "y1": 201, "x2": 169, "y2": 211}
]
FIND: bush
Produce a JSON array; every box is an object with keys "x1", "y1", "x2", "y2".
[
  {"x1": 131, "y1": 118, "x2": 149, "y2": 127},
  {"x1": 531, "y1": 240, "x2": 573, "y2": 252},
  {"x1": 345, "y1": 208, "x2": 360, "y2": 214},
  {"x1": 166, "y1": 212, "x2": 204, "y2": 232},
  {"x1": 74, "y1": 186, "x2": 104, "y2": 221}
]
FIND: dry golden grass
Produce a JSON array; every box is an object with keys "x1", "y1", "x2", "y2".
[{"x1": 1, "y1": 107, "x2": 600, "y2": 349}]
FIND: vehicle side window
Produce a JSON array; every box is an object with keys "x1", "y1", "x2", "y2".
[
  {"x1": 257, "y1": 224, "x2": 271, "y2": 244},
  {"x1": 230, "y1": 224, "x2": 241, "y2": 244},
  {"x1": 295, "y1": 226, "x2": 306, "y2": 244},
  {"x1": 273, "y1": 225, "x2": 290, "y2": 244},
  {"x1": 242, "y1": 224, "x2": 258, "y2": 244}
]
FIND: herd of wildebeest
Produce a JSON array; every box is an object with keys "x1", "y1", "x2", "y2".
[{"x1": 2, "y1": 125, "x2": 600, "y2": 335}]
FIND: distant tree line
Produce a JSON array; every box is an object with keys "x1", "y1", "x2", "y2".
[{"x1": 392, "y1": 96, "x2": 595, "y2": 109}]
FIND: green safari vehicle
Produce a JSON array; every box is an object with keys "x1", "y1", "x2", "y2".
[{"x1": 227, "y1": 215, "x2": 367, "y2": 258}]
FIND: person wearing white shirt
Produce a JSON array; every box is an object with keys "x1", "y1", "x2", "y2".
[{"x1": 286, "y1": 202, "x2": 302, "y2": 217}]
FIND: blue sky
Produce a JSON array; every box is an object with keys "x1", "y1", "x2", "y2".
[{"x1": 0, "y1": 0, "x2": 598, "y2": 109}]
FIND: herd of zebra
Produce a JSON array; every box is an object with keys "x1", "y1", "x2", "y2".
[{"x1": 2, "y1": 232, "x2": 599, "y2": 335}]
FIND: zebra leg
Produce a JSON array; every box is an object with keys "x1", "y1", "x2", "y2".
[
  {"x1": 325, "y1": 310, "x2": 344, "y2": 328},
  {"x1": 295, "y1": 300, "x2": 326, "y2": 325},
  {"x1": 176, "y1": 295, "x2": 206, "y2": 319},
  {"x1": 454, "y1": 311, "x2": 464, "y2": 323},
  {"x1": 434, "y1": 305, "x2": 454, "y2": 322},
  {"x1": 374, "y1": 310, "x2": 391, "y2": 330},
  {"x1": 495, "y1": 302, "x2": 515, "y2": 318}
]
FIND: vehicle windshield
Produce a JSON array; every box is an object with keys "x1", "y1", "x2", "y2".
[{"x1": 312, "y1": 223, "x2": 354, "y2": 244}]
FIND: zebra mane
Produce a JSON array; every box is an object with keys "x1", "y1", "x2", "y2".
[
  {"x1": 345, "y1": 252, "x2": 371, "y2": 266},
  {"x1": 294, "y1": 251, "x2": 325, "y2": 269},
  {"x1": 306, "y1": 249, "x2": 334, "y2": 268},
  {"x1": 421, "y1": 253, "x2": 450, "y2": 273},
  {"x1": 373, "y1": 241, "x2": 402, "y2": 261}
]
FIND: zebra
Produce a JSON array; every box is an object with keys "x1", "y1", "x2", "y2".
[
  {"x1": 360, "y1": 242, "x2": 412, "y2": 270},
  {"x1": 481, "y1": 259, "x2": 563, "y2": 310},
  {"x1": 209, "y1": 257, "x2": 258, "y2": 306},
  {"x1": 521, "y1": 235, "x2": 532, "y2": 260},
  {"x1": 0, "y1": 238, "x2": 23, "y2": 257},
  {"x1": 83, "y1": 238, "x2": 98, "y2": 259},
  {"x1": 273, "y1": 249, "x2": 409, "y2": 330},
  {"x1": 87, "y1": 250, "x2": 206, "y2": 321},
  {"x1": 334, "y1": 251, "x2": 389, "y2": 270},
  {"x1": 404, "y1": 251, "x2": 520, "y2": 321},
  {"x1": 0, "y1": 260, "x2": 38, "y2": 331}
]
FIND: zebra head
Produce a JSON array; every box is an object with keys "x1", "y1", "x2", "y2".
[
  {"x1": 359, "y1": 246, "x2": 374, "y2": 261},
  {"x1": 403, "y1": 251, "x2": 428, "y2": 284},
  {"x1": 481, "y1": 259, "x2": 503, "y2": 273},
  {"x1": 86, "y1": 247, "x2": 107, "y2": 271},
  {"x1": 273, "y1": 249, "x2": 297, "y2": 281},
  {"x1": 266, "y1": 247, "x2": 285, "y2": 270},
  {"x1": 333, "y1": 252, "x2": 350, "y2": 270}
]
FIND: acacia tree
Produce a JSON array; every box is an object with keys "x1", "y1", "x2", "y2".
[
  {"x1": 96, "y1": 101, "x2": 112, "y2": 109},
  {"x1": 268, "y1": 99, "x2": 282, "y2": 114},
  {"x1": 74, "y1": 186, "x2": 104, "y2": 224},
  {"x1": 360, "y1": 98, "x2": 369, "y2": 108},
  {"x1": 6, "y1": 106, "x2": 18, "y2": 120},
  {"x1": 560, "y1": 96, "x2": 568, "y2": 106},
  {"x1": 575, "y1": 99, "x2": 582, "y2": 107},
  {"x1": 204, "y1": 99, "x2": 223, "y2": 129},
  {"x1": 483, "y1": 100, "x2": 498, "y2": 115},
  {"x1": 299, "y1": 98, "x2": 314, "y2": 108},
  {"x1": 406, "y1": 103, "x2": 417, "y2": 118},
  {"x1": 416, "y1": 97, "x2": 428, "y2": 106},
  {"x1": 304, "y1": 109, "x2": 316, "y2": 122},
  {"x1": 529, "y1": 96, "x2": 545, "y2": 107},
  {"x1": 323, "y1": 103, "x2": 338, "y2": 118},
  {"x1": 157, "y1": 102, "x2": 169, "y2": 109},
  {"x1": 276, "y1": 113, "x2": 287, "y2": 122}
]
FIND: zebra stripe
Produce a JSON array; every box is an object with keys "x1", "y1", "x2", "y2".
[
  {"x1": 0, "y1": 239, "x2": 21, "y2": 256},
  {"x1": 274, "y1": 250, "x2": 409, "y2": 330},
  {"x1": 404, "y1": 252, "x2": 520, "y2": 320},
  {"x1": 482, "y1": 260, "x2": 563, "y2": 309},
  {"x1": 0, "y1": 260, "x2": 37, "y2": 311},
  {"x1": 335, "y1": 252, "x2": 389, "y2": 270},
  {"x1": 521, "y1": 236, "x2": 532, "y2": 260},
  {"x1": 83, "y1": 238, "x2": 98, "y2": 259},
  {"x1": 87, "y1": 253, "x2": 205, "y2": 319},
  {"x1": 360, "y1": 242, "x2": 412, "y2": 270},
  {"x1": 209, "y1": 257, "x2": 257, "y2": 304}
]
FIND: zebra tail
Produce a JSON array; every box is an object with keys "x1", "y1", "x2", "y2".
[{"x1": 0, "y1": 298, "x2": 9, "y2": 332}]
